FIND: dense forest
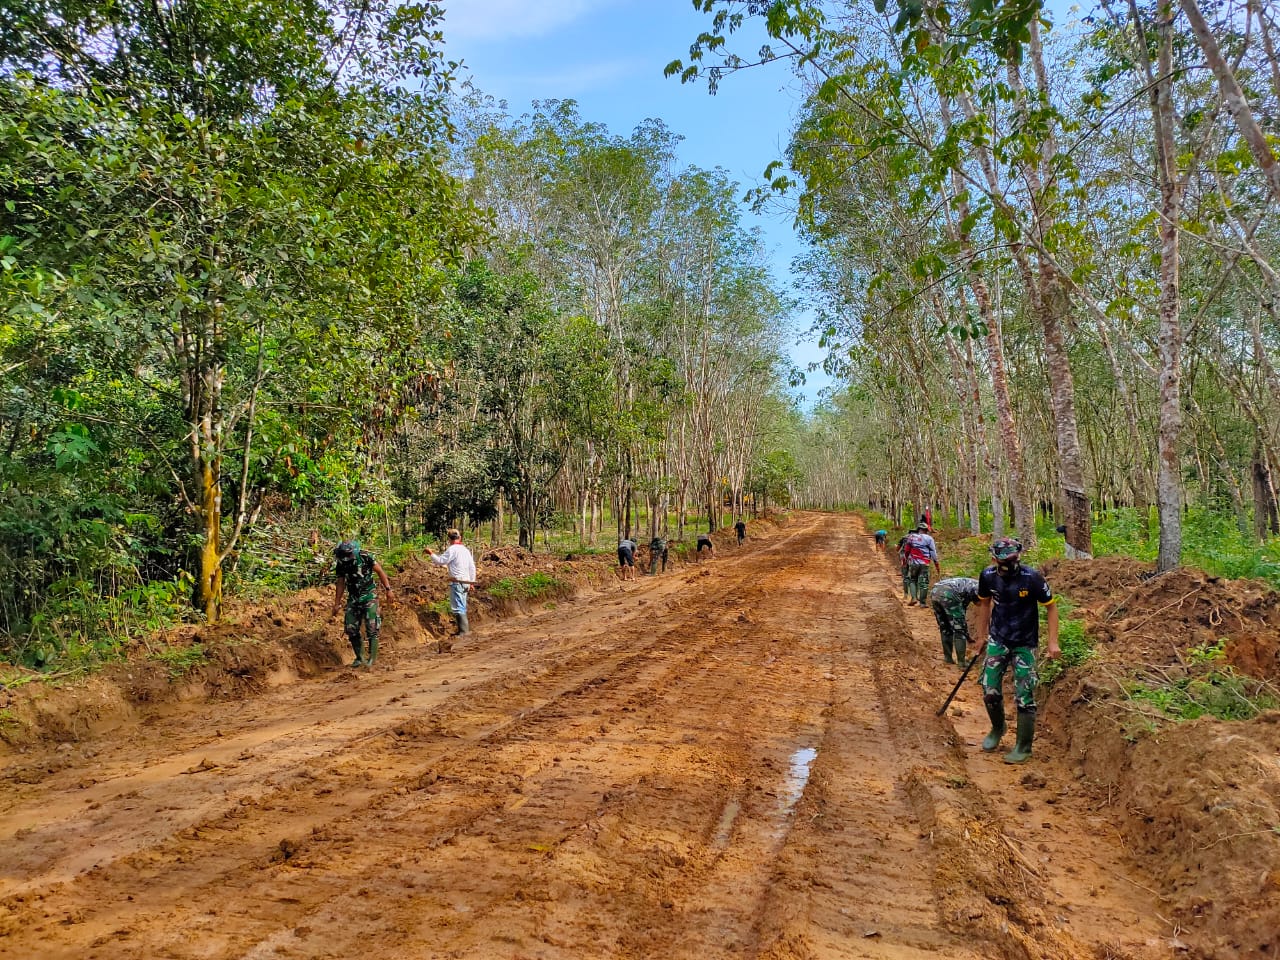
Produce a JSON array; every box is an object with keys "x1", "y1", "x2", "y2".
[
  {"x1": 5, "y1": 0, "x2": 1280, "y2": 669},
  {"x1": 0, "y1": 0, "x2": 801, "y2": 667}
]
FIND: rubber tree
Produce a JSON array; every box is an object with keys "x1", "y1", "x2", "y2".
[{"x1": 2, "y1": 0, "x2": 475, "y2": 619}]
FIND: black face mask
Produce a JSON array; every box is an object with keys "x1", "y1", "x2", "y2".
[{"x1": 996, "y1": 558, "x2": 1020, "y2": 576}]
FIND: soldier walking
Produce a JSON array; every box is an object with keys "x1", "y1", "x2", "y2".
[{"x1": 973, "y1": 538, "x2": 1060, "y2": 764}]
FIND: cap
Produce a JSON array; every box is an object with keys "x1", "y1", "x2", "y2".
[{"x1": 990, "y1": 537, "x2": 1023, "y2": 560}]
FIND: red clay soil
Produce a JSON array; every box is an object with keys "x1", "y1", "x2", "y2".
[
  {"x1": 0, "y1": 513, "x2": 1269, "y2": 959},
  {"x1": 1032, "y1": 557, "x2": 1280, "y2": 960}
]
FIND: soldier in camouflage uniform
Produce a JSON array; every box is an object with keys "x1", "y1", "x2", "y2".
[
  {"x1": 649, "y1": 534, "x2": 669, "y2": 575},
  {"x1": 974, "y1": 537, "x2": 1059, "y2": 765},
  {"x1": 330, "y1": 540, "x2": 393, "y2": 667},
  {"x1": 928, "y1": 576, "x2": 979, "y2": 665}
]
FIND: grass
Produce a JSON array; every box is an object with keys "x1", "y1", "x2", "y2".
[
  {"x1": 868, "y1": 504, "x2": 1280, "y2": 586},
  {"x1": 486, "y1": 572, "x2": 565, "y2": 602},
  {"x1": 1004, "y1": 507, "x2": 1280, "y2": 588},
  {"x1": 1040, "y1": 599, "x2": 1093, "y2": 685},
  {"x1": 1122, "y1": 638, "x2": 1280, "y2": 723},
  {"x1": 1124, "y1": 669, "x2": 1279, "y2": 722},
  {"x1": 423, "y1": 599, "x2": 452, "y2": 617},
  {"x1": 148, "y1": 643, "x2": 208, "y2": 679}
]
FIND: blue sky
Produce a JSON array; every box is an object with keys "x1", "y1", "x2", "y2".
[{"x1": 440, "y1": 0, "x2": 835, "y2": 407}]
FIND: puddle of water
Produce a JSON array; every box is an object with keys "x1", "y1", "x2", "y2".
[
  {"x1": 782, "y1": 746, "x2": 818, "y2": 813},
  {"x1": 714, "y1": 746, "x2": 819, "y2": 853}
]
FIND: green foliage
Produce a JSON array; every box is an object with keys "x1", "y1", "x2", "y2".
[
  {"x1": 15, "y1": 576, "x2": 187, "y2": 671},
  {"x1": 148, "y1": 643, "x2": 208, "y2": 680},
  {"x1": 1124, "y1": 668, "x2": 1279, "y2": 723},
  {"x1": 948, "y1": 535, "x2": 993, "y2": 579},
  {"x1": 1039, "y1": 598, "x2": 1092, "y2": 685},
  {"x1": 1, "y1": 0, "x2": 483, "y2": 646},
  {"x1": 864, "y1": 509, "x2": 893, "y2": 532},
  {"x1": 486, "y1": 572, "x2": 565, "y2": 602},
  {"x1": 748, "y1": 449, "x2": 802, "y2": 506},
  {"x1": 1051, "y1": 509, "x2": 1280, "y2": 589}
]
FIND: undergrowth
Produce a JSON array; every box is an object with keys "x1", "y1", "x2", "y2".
[
  {"x1": 867, "y1": 504, "x2": 1280, "y2": 590},
  {"x1": 487, "y1": 572, "x2": 564, "y2": 602},
  {"x1": 1040, "y1": 598, "x2": 1092, "y2": 685},
  {"x1": 148, "y1": 643, "x2": 208, "y2": 679},
  {"x1": 1024, "y1": 508, "x2": 1280, "y2": 587},
  {"x1": 1122, "y1": 639, "x2": 1280, "y2": 723}
]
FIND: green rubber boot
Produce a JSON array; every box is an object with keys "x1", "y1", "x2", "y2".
[
  {"x1": 363, "y1": 636, "x2": 378, "y2": 667},
  {"x1": 1004, "y1": 710, "x2": 1036, "y2": 764},
  {"x1": 349, "y1": 636, "x2": 363, "y2": 667},
  {"x1": 941, "y1": 635, "x2": 955, "y2": 664},
  {"x1": 954, "y1": 637, "x2": 967, "y2": 665},
  {"x1": 981, "y1": 699, "x2": 1006, "y2": 752},
  {"x1": 455, "y1": 613, "x2": 471, "y2": 636}
]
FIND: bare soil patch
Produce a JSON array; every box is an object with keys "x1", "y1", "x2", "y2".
[{"x1": 2, "y1": 514, "x2": 1271, "y2": 959}]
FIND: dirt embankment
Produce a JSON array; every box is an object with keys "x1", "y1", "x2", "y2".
[
  {"x1": 1038, "y1": 556, "x2": 1280, "y2": 960},
  {"x1": 0, "y1": 519, "x2": 785, "y2": 753}
]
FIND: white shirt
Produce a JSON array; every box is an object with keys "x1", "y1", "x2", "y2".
[{"x1": 432, "y1": 542, "x2": 476, "y2": 583}]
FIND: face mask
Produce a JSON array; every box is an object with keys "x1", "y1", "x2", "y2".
[{"x1": 996, "y1": 558, "x2": 1019, "y2": 576}]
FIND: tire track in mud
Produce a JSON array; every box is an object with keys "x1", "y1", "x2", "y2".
[
  {"x1": 728, "y1": 522, "x2": 987, "y2": 960},
  {"x1": 0, "y1": 522, "x2": 817, "y2": 904},
  {"x1": 0, "y1": 520, "x2": 840, "y2": 957},
  {"x1": 0, "y1": 515, "x2": 1168, "y2": 959}
]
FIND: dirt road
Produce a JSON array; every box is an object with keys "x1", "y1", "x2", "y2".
[{"x1": 0, "y1": 514, "x2": 1180, "y2": 959}]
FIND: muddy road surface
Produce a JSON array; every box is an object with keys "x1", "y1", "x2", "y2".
[{"x1": 0, "y1": 514, "x2": 1179, "y2": 959}]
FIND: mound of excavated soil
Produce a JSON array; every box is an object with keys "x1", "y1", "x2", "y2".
[
  {"x1": 1040, "y1": 555, "x2": 1280, "y2": 960},
  {"x1": 1044, "y1": 558, "x2": 1280, "y2": 681}
]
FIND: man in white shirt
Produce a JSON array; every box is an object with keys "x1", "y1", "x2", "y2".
[{"x1": 427, "y1": 529, "x2": 477, "y2": 636}]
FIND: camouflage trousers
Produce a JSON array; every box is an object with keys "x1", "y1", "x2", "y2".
[
  {"x1": 344, "y1": 600, "x2": 381, "y2": 646},
  {"x1": 905, "y1": 562, "x2": 931, "y2": 603},
  {"x1": 930, "y1": 597, "x2": 971, "y2": 661},
  {"x1": 982, "y1": 641, "x2": 1038, "y2": 712}
]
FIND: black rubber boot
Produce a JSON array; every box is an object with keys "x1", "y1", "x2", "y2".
[
  {"x1": 456, "y1": 613, "x2": 471, "y2": 636},
  {"x1": 1004, "y1": 710, "x2": 1036, "y2": 764},
  {"x1": 349, "y1": 636, "x2": 363, "y2": 667},
  {"x1": 363, "y1": 636, "x2": 378, "y2": 667},
  {"x1": 954, "y1": 637, "x2": 967, "y2": 665},
  {"x1": 982, "y1": 698, "x2": 1006, "y2": 752},
  {"x1": 941, "y1": 634, "x2": 955, "y2": 664}
]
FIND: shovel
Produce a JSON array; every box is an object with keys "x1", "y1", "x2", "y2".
[{"x1": 936, "y1": 653, "x2": 981, "y2": 717}]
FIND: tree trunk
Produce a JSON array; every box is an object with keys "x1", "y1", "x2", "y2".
[
  {"x1": 1145, "y1": 0, "x2": 1186, "y2": 572},
  {"x1": 1006, "y1": 43, "x2": 1093, "y2": 558},
  {"x1": 194, "y1": 451, "x2": 222, "y2": 621},
  {"x1": 1254, "y1": 439, "x2": 1280, "y2": 538},
  {"x1": 1041, "y1": 274, "x2": 1094, "y2": 559},
  {"x1": 939, "y1": 93, "x2": 1035, "y2": 546}
]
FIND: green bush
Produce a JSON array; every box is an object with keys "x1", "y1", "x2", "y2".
[
  {"x1": 148, "y1": 643, "x2": 208, "y2": 679},
  {"x1": 487, "y1": 572, "x2": 564, "y2": 601},
  {"x1": 1124, "y1": 669, "x2": 1279, "y2": 722},
  {"x1": 1123, "y1": 637, "x2": 1279, "y2": 722},
  {"x1": 1040, "y1": 598, "x2": 1092, "y2": 685}
]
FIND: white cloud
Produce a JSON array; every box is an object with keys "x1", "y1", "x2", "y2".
[{"x1": 442, "y1": 0, "x2": 606, "y2": 41}]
